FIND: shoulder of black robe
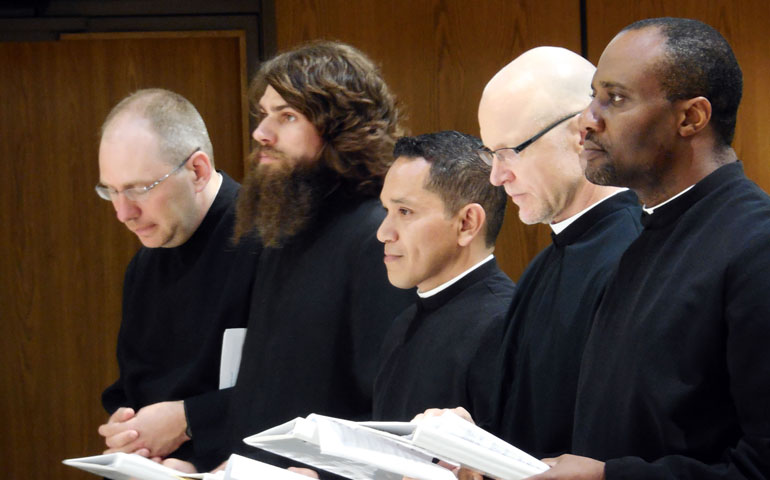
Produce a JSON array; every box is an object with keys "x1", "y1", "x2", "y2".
[
  {"x1": 102, "y1": 171, "x2": 260, "y2": 464},
  {"x1": 575, "y1": 162, "x2": 770, "y2": 478},
  {"x1": 373, "y1": 259, "x2": 515, "y2": 431},
  {"x1": 495, "y1": 190, "x2": 642, "y2": 458},
  {"x1": 217, "y1": 187, "x2": 414, "y2": 472}
]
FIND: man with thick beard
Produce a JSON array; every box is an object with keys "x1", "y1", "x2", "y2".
[{"x1": 148, "y1": 41, "x2": 414, "y2": 473}]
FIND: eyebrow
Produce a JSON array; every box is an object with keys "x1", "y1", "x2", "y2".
[
  {"x1": 596, "y1": 80, "x2": 628, "y2": 91},
  {"x1": 381, "y1": 196, "x2": 413, "y2": 207},
  {"x1": 258, "y1": 103, "x2": 293, "y2": 113}
]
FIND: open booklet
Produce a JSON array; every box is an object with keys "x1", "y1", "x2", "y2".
[
  {"x1": 62, "y1": 452, "x2": 309, "y2": 480},
  {"x1": 244, "y1": 412, "x2": 549, "y2": 480}
]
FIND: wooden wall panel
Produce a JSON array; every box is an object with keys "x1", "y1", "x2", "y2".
[
  {"x1": 585, "y1": 0, "x2": 770, "y2": 193},
  {"x1": 0, "y1": 34, "x2": 246, "y2": 479},
  {"x1": 273, "y1": 0, "x2": 582, "y2": 280}
]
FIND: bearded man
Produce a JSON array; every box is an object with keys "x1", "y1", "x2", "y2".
[
  {"x1": 194, "y1": 41, "x2": 414, "y2": 471},
  {"x1": 99, "y1": 42, "x2": 413, "y2": 475}
]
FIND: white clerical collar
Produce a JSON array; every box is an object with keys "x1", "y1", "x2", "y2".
[
  {"x1": 550, "y1": 189, "x2": 628, "y2": 235},
  {"x1": 642, "y1": 185, "x2": 695, "y2": 215},
  {"x1": 417, "y1": 254, "x2": 495, "y2": 298}
]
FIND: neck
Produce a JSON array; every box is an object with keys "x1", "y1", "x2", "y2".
[
  {"x1": 417, "y1": 243, "x2": 494, "y2": 293},
  {"x1": 553, "y1": 179, "x2": 624, "y2": 223},
  {"x1": 636, "y1": 144, "x2": 736, "y2": 207}
]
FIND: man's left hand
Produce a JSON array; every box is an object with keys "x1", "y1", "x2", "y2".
[
  {"x1": 527, "y1": 454, "x2": 605, "y2": 480},
  {"x1": 102, "y1": 400, "x2": 189, "y2": 458}
]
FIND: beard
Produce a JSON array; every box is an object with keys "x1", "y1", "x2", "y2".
[
  {"x1": 233, "y1": 147, "x2": 338, "y2": 247},
  {"x1": 582, "y1": 132, "x2": 619, "y2": 187}
]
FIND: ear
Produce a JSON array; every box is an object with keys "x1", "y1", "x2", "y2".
[
  {"x1": 188, "y1": 150, "x2": 213, "y2": 192},
  {"x1": 457, "y1": 203, "x2": 486, "y2": 248},
  {"x1": 678, "y1": 96, "x2": 711, "y2": 138}
]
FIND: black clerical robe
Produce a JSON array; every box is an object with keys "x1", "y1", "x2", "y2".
[
  {"x1": 574, "y1": 162, "x2": 770, "y2": 479},
  {"x1": 497, "y1": 190, "x2": 642, "y2": 458},
  {"x1": 188, "y1": 187, "x2": 414, "y2": 470},
  {"x1": 102, "y1": 172, "x2": 259, "y2": 463},
  {"x1": 373, "y1": 258, "x2": 515, "y2": 431}
]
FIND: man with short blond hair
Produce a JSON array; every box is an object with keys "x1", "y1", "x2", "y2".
[{"x1": 97, "y1": 89, "x2": 258, "y2": 465}]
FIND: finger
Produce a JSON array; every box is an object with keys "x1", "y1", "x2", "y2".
[
  {"x1": 451, "y1": 407, "x2": 474, "y2": 423},
  {"x1": 98, "y1": 421, "x2": 133, "y2": 438},
  {"x1": 457, "y1": 468, "x2": 484, "y2": 480},
  {"x1": 288, "y1": 467, "x2": 320, "y2": 478},
  {"x1": 110, "y1": 407, "x2": 136, "y2": 423},
  {"x1": 540, "y1": 457, "x2": 559, "y2": 467},
  {"x1": 162, "y1": 458, "x2": 197, "y2": 473},
  {"x1": 104, "y1": 429, "x2": 140, "y2": 449},
  {"x1": 99, "y1": 412, "x2": 137, "y2": 437}
]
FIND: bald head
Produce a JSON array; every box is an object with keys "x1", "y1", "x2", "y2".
[
  {"x1": 479, "y1": 47, "x2": 595, "y2": 148},
  {"x1": 481, "y1": 47, "x2": 624, "y2": 225}
]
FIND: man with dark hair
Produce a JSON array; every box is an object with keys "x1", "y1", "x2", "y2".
[
  {"x1": 532, "y1": 17, "x2": 770, "y2": 479},
  {"x1": 373, "y1": 131, "x2": 513, "y2": 429},
  {"x1": 163, "y1": 41, "x2": 413, "y2": 472},
  {"x1": 95, "y1": 89, "x2": 258, "y2": 464}
]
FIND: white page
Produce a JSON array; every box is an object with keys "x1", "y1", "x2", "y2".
[
  {"x1": 417, "y1": 412, "x2": 545, "y2": 468},
  {"x1": 246, "y1": 415, "x2": 453, "y2": 480},
  {"x1": 315, "y1": 416, "x2": 455, "y2": 480},
  {"x1": 63, "y1": 452, "x2": 207, "y2": 480},
  {"x1": 412, "y1": 413, "x2": 549, "y2": 479},
  {"x1": 224, "y1": 454, "x2": 312, "y2": 480},
  {"x1": 219, "y1": 328, "x2": 246, "y2": 389}
]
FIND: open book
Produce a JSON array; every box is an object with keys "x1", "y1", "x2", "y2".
[
  {"x1": 62, "y1": 452, "x2": 309, "y2": 480},
  {"x1": 244, "y1": 412, "x2": 549, "y2": 480}
]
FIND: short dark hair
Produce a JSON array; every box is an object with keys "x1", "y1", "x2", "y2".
[
  {"x1": 393, "y1": 131, "x2": 507, "y2": 247},
  {"x1": 623, "y1": 17, "x2": 742, "y2": 145},
  {"x1": 250, "y1": 41, "x2": 402, "y2": 196}
]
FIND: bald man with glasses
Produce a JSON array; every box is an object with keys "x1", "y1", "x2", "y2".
[
  {"x1": 95, "y1": 89, "x2": 258, "y2": 466},
  {"x1": 474, "y1": 47, "x2": 643, "y2": 459},
  {"x1": 417, "y1": 48, "x2": 642, "y2": 467}
]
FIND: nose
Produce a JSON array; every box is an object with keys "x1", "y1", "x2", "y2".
[
  {"x1": 578, "y1": 101, "x2": 603, "y2": 141},
  {"x1": 376, "y1": 214, "x2": 396, "y2": 244},
  {"x1": 252, "y1": 117, "x2": 276, "y2": 146},
  {"x1": 112, "y1": 194, "x2": 140, "y2": 224},
  {"x1": 489, "y1": 156, "x2": 514, "y2": 187}
]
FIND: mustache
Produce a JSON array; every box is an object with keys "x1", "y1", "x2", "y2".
[
  {"x1": 247, "y1": 145, "x2": 292, "y2": 166},
  {"x1": 583, "y1": 132, "x2": 608, "y2": 151}
]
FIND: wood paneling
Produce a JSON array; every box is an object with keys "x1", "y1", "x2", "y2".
[
  {"x1": 273, "y1": 0, "x2": 582, "y2": 281},
  {"x1": 0, "y1": 33, "x2": 246, "y2": 479},
  {"x1": 585, "y1": 0, "x2": 770, "y2": 193}
]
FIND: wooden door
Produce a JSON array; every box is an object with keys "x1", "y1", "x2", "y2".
[
  {"x1": 272, "y1": 0, "x2": 583, "y2": 281},
  {"x1": 0, "y1": 31, "x2": 247, "y2": 479}
]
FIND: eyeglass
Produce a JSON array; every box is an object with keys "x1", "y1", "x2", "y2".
[
  {"x1": 478, "y1": 111, "x2": 581, "y2": 166},
  {"x1": 95, "y1": 147, "x2": 201, "y2": 202}
]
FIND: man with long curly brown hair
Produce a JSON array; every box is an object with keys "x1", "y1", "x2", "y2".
[{"x1": 125, "y1": 41, "x2": 415, "y2": 474}]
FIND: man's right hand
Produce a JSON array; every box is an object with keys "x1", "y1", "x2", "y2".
[
  {"x1": 411, "y1": 406, "x2": 475, "y2": 423},
  {"x1": 98, "y1": 401, "x2": 189, "y2": 458},
  {"x1": 98, "y1": 407, "x2": 150, "y2": 456}
]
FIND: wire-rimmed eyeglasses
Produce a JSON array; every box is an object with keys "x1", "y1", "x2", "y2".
[
  {"x1": 478, "y1": 112, "x2": 581, "y2": 166},
  {"x1": 95, "y1": 147, "x2": 201, "y2": 202}
]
